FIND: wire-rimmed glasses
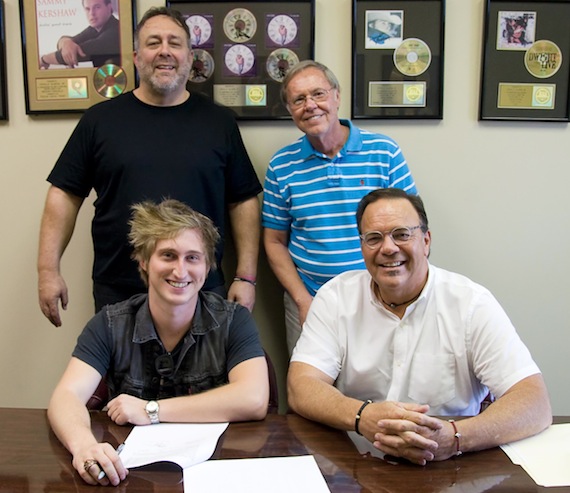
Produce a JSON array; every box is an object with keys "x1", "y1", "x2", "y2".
[{"x1": 359, "y1": 225, "x2": 422, "y2": 249}]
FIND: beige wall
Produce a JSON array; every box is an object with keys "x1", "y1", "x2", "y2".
[{"x1": 1, "y1": 0, "x2": 568, "y2": 414}]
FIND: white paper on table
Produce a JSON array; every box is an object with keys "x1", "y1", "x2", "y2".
[
  {"x1": 119, "y1": 422, "x2": 228, "y2": 469},
  {"x1": 183, "y1": 455, "x2": 331, "y2": 493},
  {"x1": 500, "y1": 423, "x2": 570, "y2": 487}
]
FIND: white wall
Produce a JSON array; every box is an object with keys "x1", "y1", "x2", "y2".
[{"x1": 0, "y1": 0, "x2": 568, "y2": 414}]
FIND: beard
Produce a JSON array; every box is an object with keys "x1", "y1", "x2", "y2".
[{"x1": 137, "y1": 57, "x2": 192, "y2": 95}]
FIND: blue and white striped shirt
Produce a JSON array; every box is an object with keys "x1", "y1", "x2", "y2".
[{"x1": 262, "y1": 120, "x2": 417, "y2": 295}]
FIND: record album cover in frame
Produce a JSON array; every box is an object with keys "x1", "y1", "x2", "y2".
[
  {"x1": 479, "y1": 0, "x2": 570, "y2": 121},
  {"x1": 167, "y1": 0, "x2": 315, "y2": 120},
  {"x1": 352, "y1": 0, "x2": 445, "y2": 119},
  {"x1": 19, "y1": 0, "x2": 137, "y2": 114},
  {"x1": 0, "y1": 0, "x2": 7, "y2": 120}
]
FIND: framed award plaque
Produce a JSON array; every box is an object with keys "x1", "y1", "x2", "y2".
[
  {"x1": 19, "y1": 0, "x2": 137, "y2": 114},
  {"x1": 0, "y1": 0, "x2": 7, "y2": 120},
  {"x1": 352, "y1": 0, "x2": 445, "y2": 119},
  {"x1": 166, "y1": 0, "x2": 315, "y2": 120},
  {"x1": 480, "y1": 0, "x2": 570, "y2": 121}
]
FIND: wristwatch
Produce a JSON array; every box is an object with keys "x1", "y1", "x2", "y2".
[{"x1": 145, "y1": 400, "x2": 160, "y2": 424}]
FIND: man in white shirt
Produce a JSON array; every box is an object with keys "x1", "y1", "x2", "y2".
[{"x1": 288, "y1": 188, "x2": 551, "y2": 465}]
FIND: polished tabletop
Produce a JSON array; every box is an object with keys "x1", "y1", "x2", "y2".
[{"x1": 0, "y1": 409, "x2": 567, "y2": 492}]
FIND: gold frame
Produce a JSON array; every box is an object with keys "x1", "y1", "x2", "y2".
[{"x1": 19, "y1": 0, "x2": 136, "y2": 114}]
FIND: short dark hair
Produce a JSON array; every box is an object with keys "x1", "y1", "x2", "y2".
[
  {"x1": 134, "y1": 7, "x2": 191, "y2": 50},
  {"x1": 280, "y1": 60, "x2": 340, "y2": 105},
  {"x1": 356, "y1": 189, "x2": 429, "y2": 234},
  {"x1": 82, "y1": 0, "x2": 112, "y2": 7}
]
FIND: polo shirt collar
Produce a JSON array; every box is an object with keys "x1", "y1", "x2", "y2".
[{"x1": 300, "y1": 119, "x2": 363, "y2": 158}]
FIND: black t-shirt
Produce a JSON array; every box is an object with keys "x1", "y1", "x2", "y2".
[{"x1": 48, "y1": 92, "x2": 261, "y2": 290}]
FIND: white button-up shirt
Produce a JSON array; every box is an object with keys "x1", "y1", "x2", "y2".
[{"x1": 292, "y1": 264, "x2": 540, "y2": 416}]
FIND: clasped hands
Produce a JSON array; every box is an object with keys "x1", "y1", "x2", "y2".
[{"x1": 359, "y1": 401, "x2": 457, "y2": 465}]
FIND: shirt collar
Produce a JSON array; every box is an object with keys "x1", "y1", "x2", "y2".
[
  {"x1": 131, "y1": 292, "x2": 221, "y2": 344},
  {"x1": 367, "y1": 263, "x2": 433, "y2": 312},
  {"x1": 299, "y1": 119, "x2": 362, "y2": 158}
]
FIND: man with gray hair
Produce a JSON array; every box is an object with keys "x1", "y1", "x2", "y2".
[{"x1": 262, "y1": 60, "x2": 416, "y2": 354}]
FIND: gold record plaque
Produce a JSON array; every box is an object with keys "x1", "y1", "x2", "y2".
[
  {"x1": 524, "y1": 40, "x2": 563, "y2": 79},
  {"x1": 393, "y1": 38, "x2": 432, "y2": 77},
  {"x1": 223, "y1": 8, "x2": 257, "y2": 43},
  {"x1": 93, "y1": 64, "x2": 127, "y2": 99}
]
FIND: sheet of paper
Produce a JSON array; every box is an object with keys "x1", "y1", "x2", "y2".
[
  {"x1": 119, "y1": 422, "x2": 228, "y2": 469},
  {"x1": 500, "y1": 423, "x2": 570, "y2": 487},
  {"x1": 183, "y1": 455, "x2": 331, "y2": 493}
]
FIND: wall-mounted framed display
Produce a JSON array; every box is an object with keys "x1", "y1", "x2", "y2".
[
  {"x1": 19, "y1": 0, "x2": 136, "y2": 114},
  {"x1": 479, "y1": 0, "x2": 570, "y2": 122},
  {"x1": 166, "y1": 0, "x2": 315, "y2": 120},
  {"x1": 351, "y1": 0, "x2": 445, "y2": 119},
  {"x1": 0, "y1": 0, "x2": 7, "y2": 120}
]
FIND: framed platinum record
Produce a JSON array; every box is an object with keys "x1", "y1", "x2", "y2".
[{"x1": 167, "y1": 0, "x2": 315, "y2": 120}]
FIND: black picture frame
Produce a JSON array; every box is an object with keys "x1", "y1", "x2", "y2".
[
  {"x1": 479, "y1": 0, "x2": 570, "y2": 122},
  {"x1": 0, "y1": 0, "x2": 7, "y2": 121},
  {"x1": 352, "y1": 0, "x2": 445, "y2": 119},
  {"x1": 166, "y1": 0, "x2": 315, "y2": 120},
  {"x1": 19, "y1": 0, "x2": 137, "y2": 114}
]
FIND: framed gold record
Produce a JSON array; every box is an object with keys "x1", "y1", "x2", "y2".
[
  {"x1": 18, "y1": 0, "x2": 136, "y2": 114},
  {"x1": 480, "y1": 0, "x2": 570, "y2": 121},
  {"x1": 352, "y1": 0, "x2": 445, "y2": 119},
  {"x1": 394, "y1": 38, "x2": 431, "y2": 76}
]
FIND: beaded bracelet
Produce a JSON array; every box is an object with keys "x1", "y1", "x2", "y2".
[
  {"x1": 355, "y1": 399, "x2": 373, "y2": 436},
  {"x1": 233, "y1": 276, "x2": 257, "y2": 287},
  {"x1": 448, "y1": 419, "x2": 463, "y2": 456}
]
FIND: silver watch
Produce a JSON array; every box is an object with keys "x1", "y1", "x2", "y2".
[{"x1": 145, "y1": 400, "x2": 160, "y2": 424}]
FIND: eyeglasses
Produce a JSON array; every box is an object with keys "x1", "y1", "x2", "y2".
[
  {"x1": 288, "y1": 88, "x2": 333, "y2": 108},
  {"x1": 360, "y1": 225, "x2": 422, "y2": 249}
]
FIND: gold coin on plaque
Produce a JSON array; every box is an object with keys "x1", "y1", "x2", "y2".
[
  {"x1": 524, "y1": 40, "x2": 562, "y2": 79},
  {"x1": 393, "y1": 38, "x2": 431, "y2": 77},
  {"x1": 93, "y1": 64, "x2": 126, "y2": 98}
]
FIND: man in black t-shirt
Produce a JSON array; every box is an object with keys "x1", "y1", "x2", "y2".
[{"x1": 37, "y1": 7, "x2": 261, "y2": 326}]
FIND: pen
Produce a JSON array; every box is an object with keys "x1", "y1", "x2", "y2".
[{"x1": 97, "y1": 443, "x2": 125, "y2": 480}]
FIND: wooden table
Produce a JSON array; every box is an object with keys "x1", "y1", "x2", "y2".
[{"x1": 0, "y1": 409, "x2": 566, "y2": 492}]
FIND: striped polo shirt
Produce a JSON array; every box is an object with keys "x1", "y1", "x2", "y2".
[{"x1": 262, "y1": 119, "x2": 417, "y2": 295}]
